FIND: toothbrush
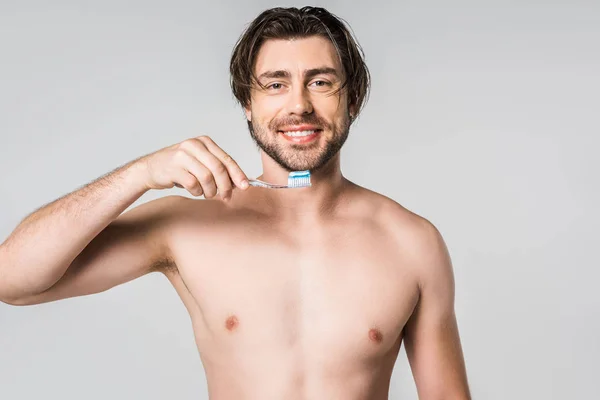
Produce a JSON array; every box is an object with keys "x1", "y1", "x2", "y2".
[
  {"x1": 248, "y1": 170, "x2": 311, "y2": 189},
  {"x1": 174, "y1": 170, "x2": 311, "y2": 191}
]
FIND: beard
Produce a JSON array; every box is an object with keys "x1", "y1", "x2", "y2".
[{"x1": 247, "y1": 110, "x2": 352, "y2": 172}]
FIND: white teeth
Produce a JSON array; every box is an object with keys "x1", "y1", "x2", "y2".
[{"x1": 283, "y1": 130, "x2": 316, "y2": 137}]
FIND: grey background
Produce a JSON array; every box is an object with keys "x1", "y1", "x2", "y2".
[{"x1": 1, "y1": 0, "x2": 598, "y2": 399}]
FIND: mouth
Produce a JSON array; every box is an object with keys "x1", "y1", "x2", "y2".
[{"x1": 278, "y1": 128, "x2": 323, "y2": 144}]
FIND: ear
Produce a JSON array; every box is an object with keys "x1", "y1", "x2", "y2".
[
  {"x1": 349, "y1": 102, "x2": 357, "y2": 120},
  {"x1": 244, "y1": 104, "x2": 252, "y2": 122}
]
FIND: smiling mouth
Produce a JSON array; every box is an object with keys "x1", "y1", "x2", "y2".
[
  {"x1": 278, "y1": 129, "x2": 322, "y2": 144},
  {"x1": 279, "y1": 129, "x2": 323, "y2": 137}
]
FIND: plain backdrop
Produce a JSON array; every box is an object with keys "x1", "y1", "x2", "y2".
[{"x1": 1, "y1": 1, "x2": 598, "y2": 399}]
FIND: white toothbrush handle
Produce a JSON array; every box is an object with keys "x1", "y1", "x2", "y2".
[{"x1": 247, "y1": 179, "x2": 289, "y2": 189}]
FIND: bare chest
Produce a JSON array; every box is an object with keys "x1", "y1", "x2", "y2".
[{"x1": 166, "y1": 222, "x2": 420, "y2": 366}]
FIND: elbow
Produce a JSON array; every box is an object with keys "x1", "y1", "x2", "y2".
[
  {"x1": 0, "y1": 283, "x2": 31, "y2": 306},
  {"x1": 0, "y1": 283, "x2": 29, "y2": 306},
  {"x1": 0, "y1": 268, "x2": 31, "y2": 307},
  {"x1": 0, "y1": 295, "x2": 30, "y2": 306},
  {"x1": 0, "y1": 250, "x2": 38, "y2": 306},
  {"x1": 0, "y1": 281, "x2": 39, "y2": 306},
  {"x1": 0, "y1": 283, "x2": 38, "y2": 306}
]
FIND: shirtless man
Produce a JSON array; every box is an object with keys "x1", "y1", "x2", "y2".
[{"x1": 0, "y1": 6, "x2": 471, "y2": 400}]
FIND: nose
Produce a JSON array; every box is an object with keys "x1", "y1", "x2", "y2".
[{"x1": 285, "y1": 84, "x2": 313, "y2": 116}]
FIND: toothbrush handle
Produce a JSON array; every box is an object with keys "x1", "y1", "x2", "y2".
[
  {"x1": 248, "y1": 179, "x2": 288, "y2": 189},
  {"x1": 174, "y1": 179, "x2": 288, "y2": 189}
]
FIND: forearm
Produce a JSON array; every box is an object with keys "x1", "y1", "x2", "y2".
[{"x1": 0, "y1": 159, "x2": 150, "y2": 301}]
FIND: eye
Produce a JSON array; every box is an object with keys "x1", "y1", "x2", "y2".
[
  {"x1": 311, "y1": 80, "x2": 331, "y2": 88},
  {"x1": 266, "y1": 83, "x2": 283, "y2": 90}
]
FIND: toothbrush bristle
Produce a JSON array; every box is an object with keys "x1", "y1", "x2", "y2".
[{"x1": 287, "y1": 170, "x2": 311, "y2": 188}]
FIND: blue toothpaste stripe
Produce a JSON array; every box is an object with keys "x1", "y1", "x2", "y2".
[{"x1": 289, "y1": 171, "x2": 310, "y2": 178}]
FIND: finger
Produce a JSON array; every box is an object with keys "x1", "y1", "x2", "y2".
[
  {"x1": 174, "y1": 169, "x2": 204, "y2": 197},
  {"x1": 203, "y1": 155, "x2": 233, "y2": 200},
  {"x1": 197, "y1": 136, "x2": 249, "y2": 190},
  {"x1": 184, "y1": 156, "x2": 218, "y2": 199},
  {"x1": 184, "y1": 140, "x2": 233, "y2": 199}
]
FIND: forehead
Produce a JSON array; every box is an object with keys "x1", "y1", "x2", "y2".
[{"x1": 254, "y1": 36, "x2": 341, "y2": 76}]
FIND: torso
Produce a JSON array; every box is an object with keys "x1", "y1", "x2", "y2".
[{"x1": 158, "y1": 182, "x2": 422, "y2": 400}]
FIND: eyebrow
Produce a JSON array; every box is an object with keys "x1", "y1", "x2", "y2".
[{"x1": 257, "y1": 67, "x2": 340, "y2": 81}]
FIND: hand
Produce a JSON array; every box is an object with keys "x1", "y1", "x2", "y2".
[{"x1": 137, "y1": 135, "x2": 249, "y2": 200}]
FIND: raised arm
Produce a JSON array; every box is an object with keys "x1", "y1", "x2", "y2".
[
  {"x1": 0, "y1": 136, "x2": 250, "y2": 306},
  {"x1": 0, "y1": 193, "x2": 182, "y2": 306},
  {"x1": 403, "y1": 220, "x2": 471, "y2": 400},
  {"x1": 0, "y1": 157, "x2": 183, "y2": 306}
]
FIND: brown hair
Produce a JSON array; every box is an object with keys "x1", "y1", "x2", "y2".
[{"x1": 229, "y1": 6, "x2": 371, "y2": 121}]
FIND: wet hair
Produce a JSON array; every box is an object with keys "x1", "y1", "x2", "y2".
[{"x1": 229, "y1": 6, "x2": 371, "y2": 121}]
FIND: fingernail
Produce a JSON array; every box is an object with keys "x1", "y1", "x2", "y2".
[{"x1": 240, "y1": 180, "x2": 249, "y2": 189}]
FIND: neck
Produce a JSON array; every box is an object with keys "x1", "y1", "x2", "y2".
[{"x1": 251, "y1": 151, "x2": 350, "y2": 221}]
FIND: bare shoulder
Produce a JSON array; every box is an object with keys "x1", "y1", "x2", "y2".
[
  {"x1": 134, "y1": 194, "x2": 235, "y2": 224},
  {"x1": 120, "y1": 194, "x2": 217, "y2": 270},
  {"x1": 350, "y1": 184, "x2": 453, "y2": 286},
  {"x1": 141, "y1": 194, "x2": 247, "y2": 270},
  {"x1": 349, "y1": 183, "x2": 437, "y2": 238}
]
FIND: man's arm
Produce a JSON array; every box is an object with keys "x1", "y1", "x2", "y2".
[
  {"x1": 403, "y1": 220, "x2": 471, "y2": 400},
  {"x1": 0, "y1": 160, "x2": 173, "y2": 306},
  {"x1": 0, "y1": 135, "x2": 249, "y2": 306},
  {"x1": 0, "y1": 195, "x2": 181, "y2": 306}
]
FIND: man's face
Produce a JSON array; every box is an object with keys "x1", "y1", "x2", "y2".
[{"x1": 244, "y1": 36, "x2": 355, "y2": 172}]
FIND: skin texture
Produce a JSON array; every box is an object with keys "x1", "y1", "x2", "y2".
[
  {"x1": 245, "y1": 37, "x2": 353, "y2": 174},
  {"x1": 159, "y1": 188, "x2": 469, "y2": 400},
  {"x1": 1, "y1": 36, "x2": 471, "y2": 399}
]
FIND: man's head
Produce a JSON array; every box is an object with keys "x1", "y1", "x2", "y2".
[{"x1": 229, "y1": 6, "x2": 370, "y2": 172}]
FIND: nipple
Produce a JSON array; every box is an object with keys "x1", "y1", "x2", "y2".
[
  {"x1": 225, "y1": 315, "x2": 239, "y2": 332},
  {"x1": 368, "y1": 328, "x2": 383, "y2": 343}
]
